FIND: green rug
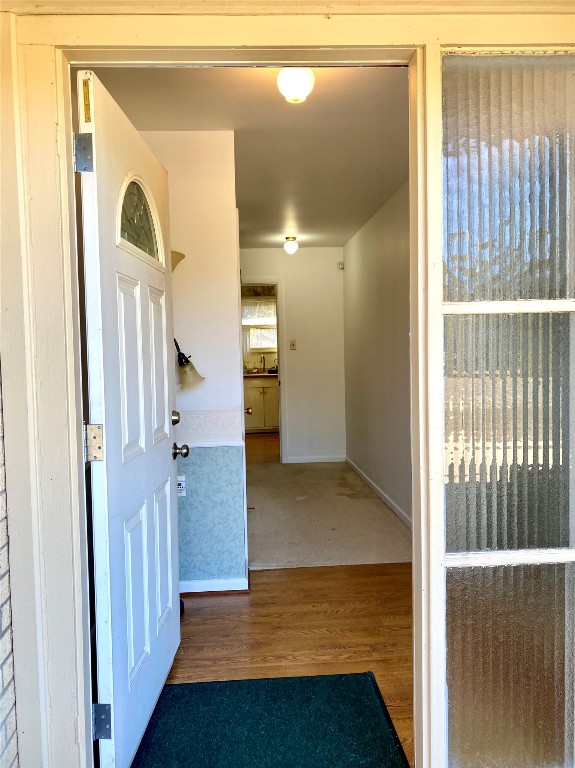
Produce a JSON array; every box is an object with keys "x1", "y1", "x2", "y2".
[{"x1": 132, "y1": 672, "x2": 410, "y2": 767}]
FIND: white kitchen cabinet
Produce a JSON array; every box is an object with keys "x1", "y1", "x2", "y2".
[
  {"x1": 263, "y1": 383, "x2": 279, "y2": 428},
  {"x1": 244, "y1": 385, "x2": 264, "y2": 429},
  {"x1": 244, "y1": 376, "x2": 279, "y2": 432}
]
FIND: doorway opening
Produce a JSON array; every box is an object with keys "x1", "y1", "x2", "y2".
[
  {"x1": 73, "y1": 56, "x2": 417, "y2": 768},
  {"x1": 241, "y1": 283, "x2": 281, "y2": 463}
]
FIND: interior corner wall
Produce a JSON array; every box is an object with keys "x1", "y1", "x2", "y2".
[
  {"x1": 240, "y1": 247, "x2": 346, "y2": 463},
  {"x1": 141, "y1": 131, "x2": 243, "y2": 414},
  {"x1": 141, "y1": 131, "x2": 247, "y2": 591},
  {"x1": 343, "y1": 181, "x2": 412, "y2": 526}
]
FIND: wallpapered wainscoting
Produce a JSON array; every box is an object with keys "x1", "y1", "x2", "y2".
[{"x1": 176, "y1": 410, "x2": 248, "y2": 593}]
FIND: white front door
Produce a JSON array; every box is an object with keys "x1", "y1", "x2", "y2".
[{"x1": 78, "y1": 70, "x2": 180, "y2": 768}]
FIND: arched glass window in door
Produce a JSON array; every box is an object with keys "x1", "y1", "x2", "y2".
[{"x1": 120, "y1": 180, "x2": 159, "y2": 260}]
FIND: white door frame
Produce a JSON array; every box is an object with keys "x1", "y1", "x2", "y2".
[
  {"x1": 3, "y1": 12, "x2": 573, "y2": 768},
  {"x1": 239, "y1": 277, "x2": 286, "y2": 459}
]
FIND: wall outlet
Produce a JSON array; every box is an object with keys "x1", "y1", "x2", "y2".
[
  {"x1": 177, "y1": 475, "x2": 186, "y2": 497},
  {"x1": 289, "y1": 339, "x2": 297, "y2": 350}
]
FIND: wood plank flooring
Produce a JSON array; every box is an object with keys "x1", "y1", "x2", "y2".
[
  {"x1": 245, "y1": 431, "x2": 280, "y2": 464},
  {"x1": 168, "y1": 564, "x2": 414, "y2": 767}
]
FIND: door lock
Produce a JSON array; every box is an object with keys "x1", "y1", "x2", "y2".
[
  {"x1": 171, "y1": 409, "x2": 181, "y2": 426},
  {"x1": 172, "y1": 443, "x2": 189, "y2": 460}
]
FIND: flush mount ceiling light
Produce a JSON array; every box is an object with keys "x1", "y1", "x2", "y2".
[
  {"x1": 283, "y1": 236, "x2": 299, "y2": 255},
  {"x1": 277, "y1": 68, "x2": 315, "y2": 104}
]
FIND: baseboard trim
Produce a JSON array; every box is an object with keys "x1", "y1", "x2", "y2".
[
  {"x1": 283, "y1": 455, "x2": 346, "y2": 464},
  {"x1": 179, "y1": 577, "x2": 249, "y2": 593},
  {"x1": 345, "y1": 457, "x2": 412, "y2": 530}
]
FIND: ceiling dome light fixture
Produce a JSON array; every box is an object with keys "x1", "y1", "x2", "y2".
[
  {"x1": 284, "y1": 236, "x2": 299, "y2": 255},
  {"x1": 277, "y1": 68, "x2": 315, "y2": 104}
]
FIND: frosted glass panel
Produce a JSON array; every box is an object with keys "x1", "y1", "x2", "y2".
[
  {"x1": 249, "y1": 327, "x2": 277, "y2": 350},
  {"x1": 445, "y1": 314, "x2": 573, "y2": 551},
  {"x1": 443, "y1": 55, "x2": 575, "y2": 301},
  {"x1": 447, "y1": 563, "x2": 575, "y2": 768}
]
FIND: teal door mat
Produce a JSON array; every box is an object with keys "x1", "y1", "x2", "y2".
[{"x1": 132, "y1": 672, "x2": 410, "y2": 767}]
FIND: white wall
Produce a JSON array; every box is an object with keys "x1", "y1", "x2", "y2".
[
  {"x1": 141, "y1": 131, "x2": 248, "y2": 591},
  {"x1": 344, "y1": 182, "x2": 412, "y2": 526},
  {"x1": 240, "y1": 247, "x2": 346, "y2": 463},
  {"x1": 141, "y1": 131, "x2": 243, "y2": 416}
]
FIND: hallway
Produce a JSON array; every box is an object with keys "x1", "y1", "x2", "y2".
[
  {"x1": 169, "y1": 564, "x2": 414, "y2": 766},
  {"x1": 245, "y1": 434, "x2": 412, "y2": 570}
]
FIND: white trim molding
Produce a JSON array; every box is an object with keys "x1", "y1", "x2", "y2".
[
  {"x1": 443, "y1": 298, "x2": 575, "y2": 315},
  {"x1": 446, "y1": 548, "x2": 575, "y2": 568},
  {"x1": 175, "y1": 408, "x2": 243, "y2": 446},
  {"x1": 346, "y1": 457, "x2": 413, "y2": 530},
  {"x1": 179, "y1": 577, "x2": 249, "y2": 593},
  {"x1": 2, "y1": 1, "x2": 575, "y2": 14}
]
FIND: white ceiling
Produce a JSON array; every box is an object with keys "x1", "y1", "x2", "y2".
[{"x1": 94, "y1": 66, "x2": 409, "y2": 248}]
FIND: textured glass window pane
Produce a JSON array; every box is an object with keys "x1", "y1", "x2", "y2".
[
  {"x1": 120, "y1": 180, "x2": 159, "y2": 260},
  {"x1": 443, "y1": 55, "x2": 575, "y2": 301},
  {"x1": 249, "y1": 327, "x2": 277, "y2": 350},
  {"x1": 447, "y1": 563, "x2": 575, "y2": 768},
  {"x1": 445, "y1": 314, "x2": 572, "y2": 551},
  {"x1": 241, "y1": 299, "x2": 277, "y2": 326}
]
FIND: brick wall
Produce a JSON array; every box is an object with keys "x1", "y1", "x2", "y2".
[{"x1": 0, "y1": 374, "x2": 18, "y2": 767}]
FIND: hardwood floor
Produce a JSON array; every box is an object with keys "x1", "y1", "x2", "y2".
[
  {"x1": 245, "y1": 431, "x2": 280, "y2": 464},
  {"x1": 169, "y1": 564, "x2": 414, "y2": 766}
]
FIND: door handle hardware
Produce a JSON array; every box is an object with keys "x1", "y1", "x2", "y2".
[
  {"x1": 171, "y1": 410, "x2": 181, "y2": 426},
  {"x1": 172, "y1": 442, "x2": 189, "y2": 460},
  {"x1": 245, "y1": 407, "x2": 253, "y2": 415}
]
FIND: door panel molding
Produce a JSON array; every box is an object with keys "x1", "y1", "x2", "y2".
[
  {"x1": 148, "y1": 287, "x2": 169, "y2": 445},
  {"x1": 154, "y1": 479, "x2": 173, "y2": 635},
  {"x1": 124, "y1": 502, "x2": 150, "y2": 689},
  {"x1": 117, "y1": 273, "x2": 146, "y2": 463}
]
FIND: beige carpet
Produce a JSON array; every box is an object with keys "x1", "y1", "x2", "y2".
[{"x1": 247, "y1": 461, "x2": 412, "y2": 570}]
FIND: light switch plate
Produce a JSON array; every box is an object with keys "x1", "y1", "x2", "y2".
[{"x1": 289, "y1": 340, "x2": 297, "y2": 350}]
